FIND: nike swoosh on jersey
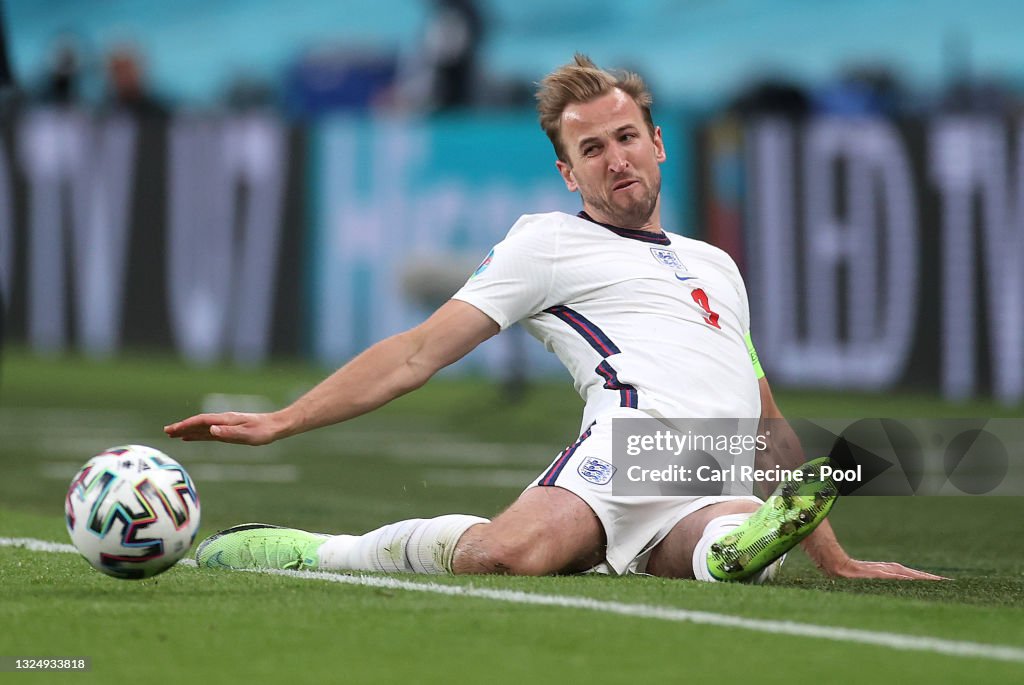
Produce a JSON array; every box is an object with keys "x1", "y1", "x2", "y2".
[{"x1": 675, "y1": 274, "x2": 697, "y2": 281}]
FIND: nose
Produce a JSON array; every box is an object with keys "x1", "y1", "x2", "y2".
[{"x1": 607, "y1": 143, "x2": 629, "y2": 173}]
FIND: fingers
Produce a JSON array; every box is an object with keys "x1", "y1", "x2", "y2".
[
  {"x1": 857, "y1": 563, "x2": 918, "y2": 580},
  {"x1": 205, "y1": 423, "x2": 260, "y2": 445},
  {"x1": 163, "y1": 412, "x2": 256, "y2": 443},
  {"x1": 165, "y1": 412, "x2": 232, "y2": 435},
  {"x1": 838, "y1": 560, "x2": 951, "y2": 581},
  {"x1": 883, "y1": 565, "x2": 950, "y2": 581},
  {"x1": 871, "y1": 562, "x2": 949, "y2": 581}
]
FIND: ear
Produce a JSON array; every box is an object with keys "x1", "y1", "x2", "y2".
[
  {"x1": 556, "y1": 159, "x2": 578, "y2": 192},
  {"x1": 652, "y1": 125, "x2": 667, "y2": 163}
]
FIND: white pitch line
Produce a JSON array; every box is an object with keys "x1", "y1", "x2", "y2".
[
  {"x1": 0, "y1": 537, "x2": 198, "y2": 563},
  {"x1": 3, "y1": 537, "x2": 1023, "y2": 664},
  {"x1": 0, "y1": 538, "x2": 79, "y2": 554},
  {"x1": 255, "y1": 568, "x2": 1024, "y2": 664}
]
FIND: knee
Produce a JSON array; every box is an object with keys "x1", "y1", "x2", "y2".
[
  {"x1": 487, "y1": 541, "x2": 555, "y2": 576},
  {"x1": 453, "y1": 525, "x2": 557, "y2": 576}
]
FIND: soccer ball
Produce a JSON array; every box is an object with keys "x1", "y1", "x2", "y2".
[{"x1": 65, "y1": 445, "x2": 201, "y2": 580}]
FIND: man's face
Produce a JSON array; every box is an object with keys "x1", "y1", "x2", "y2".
[{"x1": 555, "y1": 89, "x2": 666, "y2": 229}]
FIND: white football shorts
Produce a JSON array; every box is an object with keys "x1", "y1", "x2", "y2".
[{"x1": 525, "y1": 411, "x2": 763, "y2": 576}]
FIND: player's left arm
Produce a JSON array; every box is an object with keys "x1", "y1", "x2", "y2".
[{"x1": 756, "y1": 377, "x2": 947, "y2": 580}]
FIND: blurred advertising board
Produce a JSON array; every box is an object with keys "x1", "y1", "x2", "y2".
[
  {"x1": 697, "y1": 115, "x2": 1024, "y2": 403},
  {"x1": 0, "y1": 108, "x2": 306, "y2": 365}
]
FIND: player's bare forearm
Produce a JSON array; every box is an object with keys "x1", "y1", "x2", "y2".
[
  {"x1": 754, "y1": 404, "x2": 850, "y2": 570},
  {"x1": 164, "y1": 300, "x2": 499, "y2": 445},
  {"x1": 162, "y1": 333, "x2": 432, "y2": 444},
  {"x1": 754, "y1": 377, "x2": 816, "y2": 495},
  {"x1": 278, "y1": 330, "x2": 442, "y2": 436}
]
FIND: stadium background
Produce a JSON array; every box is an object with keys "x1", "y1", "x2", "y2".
[
  {"x1": 1, "y1": 2, "x2": 1023, "y2": 683},
  {"x1": 2, "y1": 0, "x2": 1023, "y2": 402}
]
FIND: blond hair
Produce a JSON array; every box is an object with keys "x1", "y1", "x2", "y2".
[{"x1": 536, "y1": 53, "x2": 655, "y2": 163}]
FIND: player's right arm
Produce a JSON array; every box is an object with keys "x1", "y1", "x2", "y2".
[
  {"x1": 167, "y1": 214, "x2": 556, "y2": 445},
  {"x1": 163, "y1": 299, "x2": 499, "y2": 445}
]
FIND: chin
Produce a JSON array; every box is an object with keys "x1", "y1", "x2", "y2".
[{"x1": 613, "y1": 205, "x2": 655, "y2": 228}]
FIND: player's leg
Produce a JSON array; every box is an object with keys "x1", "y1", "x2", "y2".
[
  {"x1": 644, "y1": 499, "x2": 758, "y2": 579},
  {"x1": 452, "y1": 485, "x2": 604, "y2": 575},
  {"x1": 314, "y1": 484, "x2": 602, "y2": 575},
  {"x1": 647, "y1": 457, "x2": 838, "y2": 582},
  {"x1": 196, "y1": 423, "x2": 610, "y2": 575},
  {"x1": 195, "y1": 486, "x2": 604, "y2": 575},
  {"x1": 195, "y1": 514, "x2": 487, "y2": 574}
]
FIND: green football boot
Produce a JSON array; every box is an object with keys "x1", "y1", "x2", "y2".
[
  {"x1": 195, "y1": 523, "x2": 327, "y2": 571},
  {"x1": 707, "y1": 457, "x2": 838, "y2": 581}
]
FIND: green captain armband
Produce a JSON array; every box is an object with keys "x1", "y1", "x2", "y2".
[{"x1": 745, "y1": 331, "x2": 765, "y2": 379}]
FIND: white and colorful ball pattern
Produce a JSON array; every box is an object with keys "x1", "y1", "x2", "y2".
[{"x1": 65, "y1": 445, "x2": 201, "y2": 580}]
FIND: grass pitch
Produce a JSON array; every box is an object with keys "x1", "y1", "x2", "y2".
[{"x1": 1, "y1": 350, "x2": 1023, "y2": 683}]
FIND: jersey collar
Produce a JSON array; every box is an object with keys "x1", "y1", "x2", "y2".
[{"x1": 577, "y1": 211, "x2": 671, "y2": 245}]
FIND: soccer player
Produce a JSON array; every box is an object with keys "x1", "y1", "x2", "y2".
[{"x1": 165, "y1": 55, "x2": 943, "y2": 583}]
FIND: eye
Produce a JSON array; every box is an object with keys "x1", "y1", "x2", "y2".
[
  {"x1": 620, "y1": 132, "x2": 637, "y2": 143},
  {"x1": 582, "y1": 145, "x2": 600, "y2": 157}
]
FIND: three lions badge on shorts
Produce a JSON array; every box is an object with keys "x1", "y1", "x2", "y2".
[{"x1": 578, "y1": 456, "x2": 616, "y2": 485}]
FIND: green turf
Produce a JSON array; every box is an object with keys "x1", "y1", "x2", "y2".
[{"x1": 1, "y1": 350, "x2": 1023, "y2": 683}]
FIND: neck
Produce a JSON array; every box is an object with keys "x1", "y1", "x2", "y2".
[{"x1": 582, "y1": 198, "x2": 663, "y2": 233}]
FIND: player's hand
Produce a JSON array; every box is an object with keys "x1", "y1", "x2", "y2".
[
  {"x1": 163, "y1": 411, "x2": 285, "y2": 446},
  {"x1": 824, "y1": 558, "x2": 950, "y2": 581}
]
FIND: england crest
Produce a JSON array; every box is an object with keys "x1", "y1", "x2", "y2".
[
  {"x1": 650, "y1": 248, "x2": 684, "y2": 269},
  {"x1": 578, "y1": 457, "x2": 616, "y2": 485}
]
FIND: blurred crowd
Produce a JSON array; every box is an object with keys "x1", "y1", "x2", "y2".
[
  {"x1": 16, "y1": 0, "x2": 1024, "y2": 121},
  {"x1": 36, "y1": 34, "x2": 167, "y2": 116},
  {"x1": 23, "y1": 0, "x2": 535, "y2": 119}
]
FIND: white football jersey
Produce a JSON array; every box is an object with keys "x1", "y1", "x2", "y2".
[{"x1": 453, "y1": 211, "x2": 761, "y2": 430}]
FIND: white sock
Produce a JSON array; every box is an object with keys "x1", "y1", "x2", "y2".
[
  {"x1": 691, "y1": 513, "x2": 785, "y2": 584},
  {"x1": 317, "y1": 515, "x2": 488, "y2": 574}
]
